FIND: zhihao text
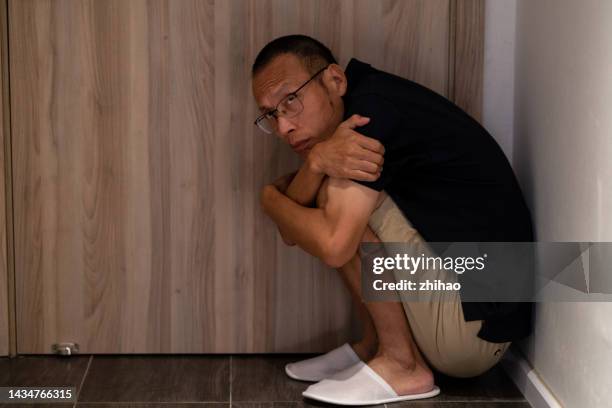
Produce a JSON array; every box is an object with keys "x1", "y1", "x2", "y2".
[
  {"x1": 373, "y1": 279, "x2": 461, "y2": 291},
  {"x1": 372, "y1": 253, "x2": 487, "y2": 275}
]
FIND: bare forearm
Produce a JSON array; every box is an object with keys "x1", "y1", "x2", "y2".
[
  {"x1": 285, "y1": 157, "x2": 325, "y2": 206},
  {"x1": 261, "y1": 185, "x2": 333, "y2": 259}
]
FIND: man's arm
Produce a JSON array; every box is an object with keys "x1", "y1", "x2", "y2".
[
  {"x1": 283, "y1": 160, "x2": 326, "y2": 207},
  {"x1": 269, "y1": 114, "x2": 385, "y2": 246},
  {"x1": 283, "y1": 114, "x2": 385, "y2": 206},
  {"x1": 261, "y1": 178, "x2": 380, "y2": 268}
]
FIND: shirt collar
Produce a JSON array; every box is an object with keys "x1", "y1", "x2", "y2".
[{"x1": 343, "y1": 57, "x2": 374, "y2": 97}]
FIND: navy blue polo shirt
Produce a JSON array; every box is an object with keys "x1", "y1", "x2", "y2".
[{"x1": 343, "y1": 58, "x2": 534, "y2": 343}]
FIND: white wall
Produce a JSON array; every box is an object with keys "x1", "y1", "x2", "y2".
[
  {"x1": 512, "y1": 0, "x2": 612, "y2": 407},
  {"x1": 482, "y1": 0, "x2": 517, "y2": 162}
]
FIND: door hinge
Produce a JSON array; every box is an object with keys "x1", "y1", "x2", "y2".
[{"x1": 52, "y1": 342, "x2": 80, "y2": 355}]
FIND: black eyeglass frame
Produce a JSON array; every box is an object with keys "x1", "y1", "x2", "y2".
[{"x1": 253, "y1": 64, "x2": 330, "y2": 132}]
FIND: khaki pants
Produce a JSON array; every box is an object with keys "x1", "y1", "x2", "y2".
[{"x1": 367, "y1": 194, "x2": 511, "y2": 378}]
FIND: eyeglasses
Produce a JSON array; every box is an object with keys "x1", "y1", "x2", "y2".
[{"x1": 254, "y1": 65, "x2": 329, "y2": 134}]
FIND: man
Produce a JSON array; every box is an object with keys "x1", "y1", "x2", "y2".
[{"x1": 252, "y1": 35, "x2": 533, "y2": 405}]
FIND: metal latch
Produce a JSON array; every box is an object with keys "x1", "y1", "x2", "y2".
[{"x1": 52, "y1": 342, "x2": 80, "y2": 355}]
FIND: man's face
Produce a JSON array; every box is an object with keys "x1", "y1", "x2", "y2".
[{"x1": 252, "y1": 53, "x2": 347, "y2": 158}]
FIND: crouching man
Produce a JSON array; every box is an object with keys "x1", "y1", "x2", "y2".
[{"x1": 253, "y1": 34, "x2": 533, "y2": 406}]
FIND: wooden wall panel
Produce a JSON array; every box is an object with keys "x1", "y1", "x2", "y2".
[
  {"x1": 213, "y1": 0, "x2": 357, "y2": 353},
  {"x1": 452, "y1": 0, "x2": 485, "y2": 122},
  {"x1": 0, "y1": 0, "x2": 9, "y2": 357},
  {"x1": 10, "y1": 0, "x2": 217, "y2": 353},
  {"x1": 8, "y1": 0, "x2": 482, "y2": 353},
  {"x1": 353, "y1": 0, "x2": 450, "y2": 96}
]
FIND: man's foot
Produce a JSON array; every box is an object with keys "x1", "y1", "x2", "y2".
[
  {"x1": 350, "y1": 339, "x2": 378, "y2": 362},
  {"x1": 366, "y1": 352, "x2": 435, "y2": 396},
  {"x1": 302, "y1": 360, "x2": 440, "y2": 405}
]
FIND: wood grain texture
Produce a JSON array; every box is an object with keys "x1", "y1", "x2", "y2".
[
  {"x1": 353, "y1": 0, "x2": 450, "y2": 96},
  {"x1": 10, "y1": 0, "x2": 217, "y2": 353},
  {"x1": 8, "y1": 0, "x2": 483, "y2": 353},
  {"x1": 213, "y1": 0, "x2": 356, "y2": 353},
  {"x1": 0, "y1": 0, "x2": 9, "y2": 356},
  {"x1": 452, "y1": 0, "x2": 485, "y2": 122}
]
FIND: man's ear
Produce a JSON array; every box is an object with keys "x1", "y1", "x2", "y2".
[{"x1": 324, "y1": 63, "x2": 347, "y2": 97}]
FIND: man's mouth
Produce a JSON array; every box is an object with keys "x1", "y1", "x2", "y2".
[{"x1": 291, "y1": 139, "x2": 310, "y2": 153}]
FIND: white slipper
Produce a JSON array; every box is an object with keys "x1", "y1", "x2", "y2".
[
  {"x1": 285, "y1": 343, "x2": 361, "y2": 382},
  {"x1": 302, "y1": 361, "x2": 441, "y2": 405}
]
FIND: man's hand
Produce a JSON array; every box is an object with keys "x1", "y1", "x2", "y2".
[{"x1": 307, "y1": 114, "x2": 385, "y2": 181}]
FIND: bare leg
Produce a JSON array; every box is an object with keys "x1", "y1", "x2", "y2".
[
  {"x1": 336, "y1": 226, "x2": 435, "y2": 395},
  {"x1": 316, "y1": 181, "x2": 432, "y2": 392},
  {"x1": 336, "y1": 256, "x2": 378, "y2": 362},
  {"x1": 321, "y1": 180, "x2": 379, "y2": 362}
]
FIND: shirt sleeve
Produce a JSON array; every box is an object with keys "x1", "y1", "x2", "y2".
[{"x1": 343, "y1": 93, "x2": 403, "y2": 192}]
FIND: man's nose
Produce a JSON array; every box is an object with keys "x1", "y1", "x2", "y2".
[{"x1": 276, "y1": 116, "x2": 296, "y2": 140}]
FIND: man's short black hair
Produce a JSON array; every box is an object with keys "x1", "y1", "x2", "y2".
[{"x1": 252, "y1": 34, "x2": 337, "y2": 77}]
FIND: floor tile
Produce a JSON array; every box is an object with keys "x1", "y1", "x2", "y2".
[
  {"x1": 231, "y1": 355, "x2": 309, "y2": 402},
  {"x1": 385, "y1": 403, "x2": 531, "y2": 407},
  {"x1": 0, "y1": 355, "x2": 90, "y2": 387},
  {"x1": 233, "y1": 400, "x2": 530, "y2": 408},
  {"x1": 384, "y1": 365, "x2": 526, "y2": 407},
  {"x1": 233, "y1": 403, "x2": 362, "y2": 408},
  {"x1": 429, "y1": 365, "x2": 526, "y2": 402},
  {"x1": 0, "y1": 354, "x2": 89, "y2": 407},
  {"x1": 78, "y1": 404, "x2": 229, "y2": 407},
  {"x1": 0, "y1": 405, "x2": 73, "y2": 408},
  {"x1": 77, "y1": 355, "x2": 229, "y2": 403}
]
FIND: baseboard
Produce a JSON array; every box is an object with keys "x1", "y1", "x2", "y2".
[{"x1": 500, "y1": 346, "x2": 563, "y2": 408}]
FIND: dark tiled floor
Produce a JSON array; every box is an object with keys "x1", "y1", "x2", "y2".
[{"x1": 0, "y1": 354, "x2": 530, "y2": 407}]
